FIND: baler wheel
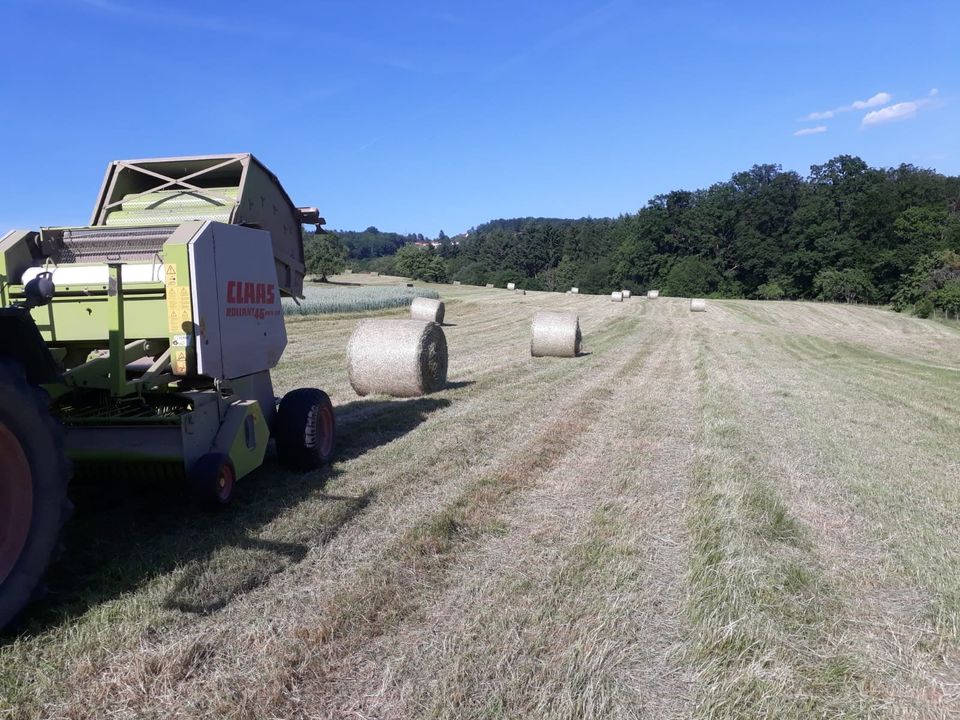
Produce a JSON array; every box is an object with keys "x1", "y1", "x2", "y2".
[
  {"x1": 275, "y1": 388, "x2": 336, "y2": 470},
  {"x1": 188, "y1": 453, "x2": 236, "y2": 508},
  {"x1": 0, "y1": 360, "x2": 72, "y2": 631}
]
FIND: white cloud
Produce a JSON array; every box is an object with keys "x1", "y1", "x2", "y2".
[
  {"x1": 802, "y1": 90, "x2": 892, "y2": 121},
  {"x1": 851, "y1": 92, "x2": 892, "y2": 109},
  {"x1": 794, "y1": 126, "x2": 828, "y2": 137},
  {"x1": 861, "y1": 90, "x2": 940, "y2": 126}
]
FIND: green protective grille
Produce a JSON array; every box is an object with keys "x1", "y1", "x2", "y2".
[{"x1": 104, "y1": 187, "x2": 239, "y2": 227}]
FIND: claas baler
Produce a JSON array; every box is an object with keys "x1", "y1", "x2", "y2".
[{"x1": 0, "y1": 154, "x2": 335, "y2": 629}]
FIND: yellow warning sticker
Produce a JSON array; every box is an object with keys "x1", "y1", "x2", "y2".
[
  {"x1": 172, "y1": 349, "x2": 188, "y2": 375},
  {"x1": 165, "y1": 264, "x2": 178, "y2": 287},
  {"x1": 167, "y1": 286, "x2": 192, "y2": 332}
]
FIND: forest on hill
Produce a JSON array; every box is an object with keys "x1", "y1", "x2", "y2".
[{"x1": 308, "y1": 155, "x2": 960, "y2": 315}]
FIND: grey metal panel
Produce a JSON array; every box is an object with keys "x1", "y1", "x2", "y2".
[
  {"x1": 188, "y1": 222, "x2": 287, "y2": 381},
  {"x1": 66, "y1": 426, "x2": 183, "y2": 462}
]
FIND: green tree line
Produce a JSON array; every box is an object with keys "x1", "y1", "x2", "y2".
[{"x1": 314, "y1": 155, "x2": 960, "y2": 315}]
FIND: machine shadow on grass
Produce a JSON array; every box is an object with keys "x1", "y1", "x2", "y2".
[{"x1": 3, "y1": 396, "x2": 451, "y2": 639}]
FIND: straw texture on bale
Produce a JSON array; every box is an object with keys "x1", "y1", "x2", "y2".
[
  {"x1": 571, "y1": 287, "x2": 579, "y2": 294},
  {"x1": 647, "y1": 289, "x2": 659, "y2": 298},
  {"x1": 531, "y1": 311, "x2": 582, "y2": 358},
  {"x1": 410, "y1": 296, "x2": 445, "y2": 324},
  {"x1": 611, "y1": 291, "x2": 623, "y2": 302},
  {"x1": 622, "y1": 289, "x2": 632, "y2": 298},
  {"x1": 690, "y1": 298, "x2": 707, "y2": 312},
  {"x1": 347, "y1": 319, "x2": 448, "y2": 397},
  {"x1": 507, "y1": 282, "x2": 516, "y2": 290}
]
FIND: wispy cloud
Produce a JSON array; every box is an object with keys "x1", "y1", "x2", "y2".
[
  {"x1": 861, "y1": 89, "x2": 940, "y2": 127},
  {"x1": 794, "y1": 126, "x2": 827, "y2": 137},
  {"x1": 801, "y1": 91, "x2": 892, "y2": 121}
]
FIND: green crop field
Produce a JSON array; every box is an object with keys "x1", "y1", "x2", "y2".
[
  {"x1": 282, "y1": 280, "x2": 439, "y2": 316},
  {"x1": 2, "y1": 277, "x2": 959, "y2": 719}
]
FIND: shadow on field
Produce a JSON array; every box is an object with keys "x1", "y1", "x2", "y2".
[
  {"x1": 334, "y1": 396, "x2": 452, "y2": 461},
  {"x1": 3, "y1": 397, "x2": 452, "y2": 639},
  {"x1": 444, "y1": 380, "x2": 475, "y2": 390}
]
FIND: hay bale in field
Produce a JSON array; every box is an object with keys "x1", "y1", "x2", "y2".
[
  {"x1": 516, "y1": 288, "x2": 526, "y2": 295},
  {"x1": 690, "y1": 298, "x2": 707, "y2": 312},
  {"x1": 453, "y1": 280, "x2": 461, "y2": 285},
  {"x1": 485, "y1": 283, "x2": 494, "y2": 288},
  {"x1": 410, "y1": 296, "x2": 445, "y2": 324},
  {"x1": 570, "y1": 287, "x2": 579, "y2": 294},
  {"x1": 622, "y1": 289, "x2": 631, "y2": 299},
  {"x1": 507, "y1": 282, "x2": 516, "y2": 290},
  {"x1": 611, "y1": 291, "x2": 623, "y2": 302},
  {"x1": 370, "y1": 271, "x2": 380, "y2": 276},
  {"x1": 647, "y1": 289, "x2": 659, "y2": 299},
  {"x1": 531, "y1": 311, "x2": 581, "y2": 358},
  {"x1": 347, "y1": 319, "x2": 448, "y2": 397},
  {"x1": 406, "y1": 283, "x2": 414, "y2": 287}
]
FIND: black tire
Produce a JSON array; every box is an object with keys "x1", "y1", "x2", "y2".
[
  {"x1": 275, "y1": 388, "x2": 336, "y2": 470},
  {"x1": 0, "y1": 360, "x2": 72, "y2": 631},
  {"x1": 188, "y1": 453, "x2": 236, "y2": 509}
]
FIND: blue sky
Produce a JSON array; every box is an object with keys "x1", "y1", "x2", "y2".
[{"x1": 1, "y1": 0, "x2": 957, "y2": 234}]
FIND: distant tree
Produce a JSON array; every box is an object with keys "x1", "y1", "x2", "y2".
[
  {"x1": 757, "y1": 281, "x2": 785, "y2": 300},
  {"x1": 662, "y1": 256, "x2": 721, "y2": 297},
  {"x1": 304, "y1": 232, "x2": 347, "y2": 281},
  {"x1": 813, "y1": 268, "x2": 876, "y2": 303}
]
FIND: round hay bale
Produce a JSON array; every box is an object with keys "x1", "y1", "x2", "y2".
[
  {"x1": 647, "y1": 289, "x2": 659, "y2": 299},
  {"x1": 570, "y1": 287, "x2": 579, "y2": 294},
  {"x1": 410, "y1": 296, "x2": 445, "y2": 324},
  {"x1": 485, "y1": 283, "x2": 494, "y2": 288},
  {"x1": 531, "y1": 311, "x2": 581, "y2": 358},
  {"x1": 690, "y1": 298, "x2": 707, "y2": 312},
  {"x1": 622, "y1": 289, "x2": 631, "y2": 299},
  {"x1": 347, "y1": 319, "x2": 448, "y2": 397},
  {"x1": 453, "y1": 280, "x2": 462, "y2": 285},
  {"x1": 507, "y1": 282, "x2": 516, "y2": 290},
  {"x1": 515, "y1": 288, "x2": 526, "y2": 295},
  {"x1": 611, "y1": 291, "x2": 623, "y2": 302}
]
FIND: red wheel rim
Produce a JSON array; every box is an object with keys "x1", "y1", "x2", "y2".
[
  {"x1": 216, "y1": 463, "x2": 235, "y2": 503},
  {"x1": 317, "y1": 404, "x2": 334, "y2": 459},
  {"x1": 0, "y1": 421, "x2": 33, "y2": 584}
]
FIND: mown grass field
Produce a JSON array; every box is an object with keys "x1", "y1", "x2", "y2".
[{"x1": 2, "y1": 276, "x2": 960, "y2": 719}]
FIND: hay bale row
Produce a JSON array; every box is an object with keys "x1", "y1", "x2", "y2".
[
  {"x1": 570, "y1": 287, "x2": 579, "y2": 294},
  {"x1": 347, "y1": 319, "x2": 448, "y2": 397},
  {"x1": 611, "y1": 291, "x2": 623, "y2": 302},
  {"x1": 647, "y1": 289, "x2": 659, "y2": 299},
  {"x1": 531, "y1": 311, "x2": 581, "y2": 358},
  {"x1": 622, "y1": 289, "x2": 632, "y2": 299},
  {"x1": 410, "y1": 296, "x2": 445, "y2": 324},
  {"x1": 507, "y1": 282, "x2": 516, "y2": 290},
  {"x1": 690, "y1": 298, "x2": 707, "y2": 312}
]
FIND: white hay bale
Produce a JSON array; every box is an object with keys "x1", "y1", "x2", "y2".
[
  {"x1": 647, "y1": 289, "x2": 659, "y2": 299},
  {"x1": 485, "y1": 283, "x2": 494, "y2": 288},
  {"x1": 622, "y1": 289, "x2": 631, "y2": 299},
  {"x1": 507, "y1": 282, "x2": 516, "y2": 290},
  {"x1": 531, "y1": 311, "x2": 581, "y2": 358},
  {"x1": 410, "y1": 296, "x2": 445, "y2": 324},
  {"x1": 453, "y1": 280, "x2": 461, "y2": 285},
  {"x1": 611, "y1": 291, "x2": 623, "y2": 302},
  {"x1": 347, "y1": 319, "x2": 448, "y2": 397},
  {"x1": 515, "y1": 288, "x2": 526, "y2": 295},
  {"x1": 570, "y1": 287, "x2": 579, "y2": 294},
  {"x1": 690, "y1": 298, "x2": 707, "y2": 312},
  {"x1": 370, "y1": 271, "x2": 380, "y2": 276}
]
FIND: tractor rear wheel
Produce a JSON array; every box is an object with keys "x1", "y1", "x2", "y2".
[
  {"x1": 275, "y1": 388, "x2": 336, "y2": 470},
  {"x1": 0, "y1": 360, "x2": 71, "y2": 631}
]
